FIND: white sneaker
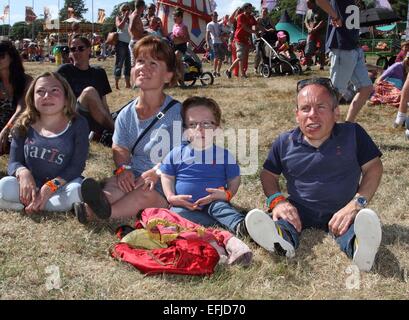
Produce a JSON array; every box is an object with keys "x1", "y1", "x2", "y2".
[
  {"x1": 0, "y1": 198, "x2": 24, "y2": 211},
  {"x1": 405, "y1": 129, "x2": 409, "y2": 140},
  {"x1": 245, "y1": 209, "x2": 295, "y2": 258},
  {"x1": 353, "y1": 209, "x2": 382, "y2": 272}
]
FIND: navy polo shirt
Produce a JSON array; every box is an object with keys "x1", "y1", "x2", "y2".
[
  {"x1": 326, "y1": 0, "x2": 360, "y2": 50},
  {"x1": 263, "y1": 123, "x2": 382, "y2": 218}
]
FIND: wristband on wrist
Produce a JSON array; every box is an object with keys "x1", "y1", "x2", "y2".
[
  {"x1": 266, "y1": 192, "x2": 283, "y2": 208},
  {"x1": 113, "y1": 164, "x2": 132, "y2": 175},
  {"x1": 45, "y1": 179, "x2": 61, "y2": 193},
  {"x1": 218, "y1": 186, "x2": 233, "y2": 202},
  {"x1": 268, "y1": 195, "x2": 286, "y2": 211},
  {"x1": 6, "y1": 122, "x2": 13, "y2": 130}
]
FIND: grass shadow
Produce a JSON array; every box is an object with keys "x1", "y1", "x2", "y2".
[{"x1": 372, "y1": 224, "x2": 409, "y2": 281}]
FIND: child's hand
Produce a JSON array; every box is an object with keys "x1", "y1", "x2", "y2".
[
  {"x1": 194, "y1": 188, "x2": 227, "y2": 207},
  {"x1": 25, "y1": 185, "x2": 53, "y2": 214},
  {"x1": 168, "y1": 194, "x2": 198, "y2": 211}
]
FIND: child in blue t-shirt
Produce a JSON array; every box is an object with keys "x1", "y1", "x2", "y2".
[{"x1": 160, "y1": 96, "x2": 247, "y2": 237}]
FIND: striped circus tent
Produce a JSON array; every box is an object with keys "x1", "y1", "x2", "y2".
[{"x1": 157, "y1": 0, "x2": 213, "y2": 52}]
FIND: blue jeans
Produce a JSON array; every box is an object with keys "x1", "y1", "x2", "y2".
[
  {"x1": 114, "y1": 41, "x2": 131, "y2": 79},
  {"x1": 171, "y1": 200, "x2": 244, "y2": 233},
  {"x1": 277, "y1": 200, "x2": 355, "y2": 258}
]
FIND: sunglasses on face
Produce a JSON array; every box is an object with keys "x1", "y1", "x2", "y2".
[
  {"x1": 69, "y1": 45, "x2": 86, "y2": 53},
  {"x1": 0, "y1": 51, "x2": 7, "y2": 59},
  {"x1": 297, "y1": 77, "x2": 339, "y2": 97}
]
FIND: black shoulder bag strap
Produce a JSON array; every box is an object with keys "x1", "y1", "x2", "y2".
[{"x1": 130, "y1": 99, "x2": 179, "y2": 155}]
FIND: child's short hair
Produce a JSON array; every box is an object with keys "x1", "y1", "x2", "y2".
[{"x1": 182, "y1": 96, "x2": 222, "y2": 126}]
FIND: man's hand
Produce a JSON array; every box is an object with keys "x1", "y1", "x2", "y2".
[
  {"x1": 271, "y1": 201, "x2": 302, "y2": 232},
  {"x1": 167, "y1": 194, "x2": 198, "y2": 211},
  {"x1": 328, "y1": 201, "x2": 357, "y2": 236}
]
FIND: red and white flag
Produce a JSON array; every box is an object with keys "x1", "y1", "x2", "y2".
[{"x1": 25, "y1": 6, "x2": 37, "y2": 24}]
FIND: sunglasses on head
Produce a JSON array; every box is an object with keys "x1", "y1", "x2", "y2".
[
  {"x1": 297, "y1": 77, "x2": 339, "y2": 98},
  {"x1": 69, "y1": 45, "x2": 86, "y2": 53}
]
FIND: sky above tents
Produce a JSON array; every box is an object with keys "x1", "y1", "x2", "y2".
[{"x1": 3, "y1": 0, "x2": 260, "y2": 26}]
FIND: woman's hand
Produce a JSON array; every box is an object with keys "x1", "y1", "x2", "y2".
[
  {"x1": 25, "y1": 184, "x2": 53, "y2": 214},
  {"x1": 116, "y1": 169, "x2": 137, "y2": 193},
  {"x1": 17, "y1": 169, "x2": 37, "y2": 206},
  {"x1": 140, "y1": 167, "x2": 160, "y2": 191}
]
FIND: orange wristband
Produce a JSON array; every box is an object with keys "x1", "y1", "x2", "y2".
[
  {"x1": 218, "y1": 186, "x2": 233, "y2": 202},
  {"x1": 268, "y1": 195, "x2": 286, "y2": 211},
  {"x1": 6, "y1": 122, "x2": 13, "y2": 129},
  {"x1": 113, "y1": 164, "x2": 132, "y2": 176},
  {"x1": 45, "y1": 180, "x2": 59, "y2": 193}
]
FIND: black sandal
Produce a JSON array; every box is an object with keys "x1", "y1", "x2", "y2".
[
  {"x1": 81, "y1": 178, "x2": 112, "y2": 219},
  {"x1": 74, "y1": 202, "x2": 88, "y2": 224}
]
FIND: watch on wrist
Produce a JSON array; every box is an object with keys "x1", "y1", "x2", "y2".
[{"x1": 354, "y1": 195, "x2": 368, "y2": 209}]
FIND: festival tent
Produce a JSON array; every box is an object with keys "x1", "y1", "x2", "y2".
[
  {"x1": 275, "y1": 10, "x2": 307, "y2": 44},
  {"x1": 157, "y1": 0, "x2": 213, "y2": 52}
]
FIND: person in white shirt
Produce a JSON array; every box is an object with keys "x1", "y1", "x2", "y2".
[{"x1": 206, "y1": 11, "x2": 226, "y2": 77}]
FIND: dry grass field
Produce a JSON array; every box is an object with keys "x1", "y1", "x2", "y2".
[{"x1": 1, "y1": 56, "x2": 409, "y2": 300}]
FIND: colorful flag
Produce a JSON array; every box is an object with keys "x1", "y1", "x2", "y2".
[
  {"x1": 375, "y1": 0, "x2": 392, "y2": 10},
  {"x1": 0, "y1": 4, "x2": 10, "y2": 22},
  {"x1": 25, "y1": 6, "x2": 37, "y2": 24},
  {"x1": 67, "y1": 7, "x2": 75, "y2": 19},
  {"x1": 44, "y1": 6, "x2": 51, "y2": 23},
  {"x1": 261, "y1": 0, "x2": 278, "y2": 11},
  {"x1": 296, "y1": 0, "x2": 308, "y2": 15},
  {"x1": 97, "y1": 8, "x2": 106, "y2": 24}
]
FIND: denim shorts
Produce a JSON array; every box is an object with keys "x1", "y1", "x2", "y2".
[
  {"x1": 213, "y1": 43, "x2": 226, "y2": 60},
  {"x1": 329, "y1": 48, "x2": 372, "y2": 95}
]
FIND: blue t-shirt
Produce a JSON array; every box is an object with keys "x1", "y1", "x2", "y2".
[
  {"x1": 263, "y1": 123, "x2": 382, "y2": 216},
  {"x1": 113, "y1": 95, "x2": 182, "y2": 177},
  {"x1": 160, "y1": 143, "x2": 240, "y2": 203},
  {"x1": 8, "y1": 115, "x2": 90, "y2": 187},
  {"x1": 326, "y1": 0, "x2": 360, "y2": 50}
]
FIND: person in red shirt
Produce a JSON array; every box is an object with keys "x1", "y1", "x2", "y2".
[{"x1": 225, "y1": 3, "x2": 257, "y2": 78}]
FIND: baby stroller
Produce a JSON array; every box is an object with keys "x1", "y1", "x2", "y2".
[
  {"x1": 180, "y1": 48, "x2": 214, "y2": 87},
  {"x1": 257, "y1": 30, "x2": 302, "y2": 77}
]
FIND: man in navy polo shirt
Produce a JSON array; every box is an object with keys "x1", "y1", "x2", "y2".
[
  {"x1": 245, "y1": 78, "x2": 383, "y2": 272},
  {"x1": 315, "y1": 0, "x2": 373, "y2": 123}
]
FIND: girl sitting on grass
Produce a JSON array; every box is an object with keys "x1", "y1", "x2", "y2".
[{"x1": 0, "y1": 72, "x2": 89, "y2": 213}]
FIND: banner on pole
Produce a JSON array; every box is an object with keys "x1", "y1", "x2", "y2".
[
  {"x1": 25, "y1": 6, "x2": 37, "y2": 24},
  {"x1": 97, "y1": 8, "x2": 106, "y2": 24}
]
